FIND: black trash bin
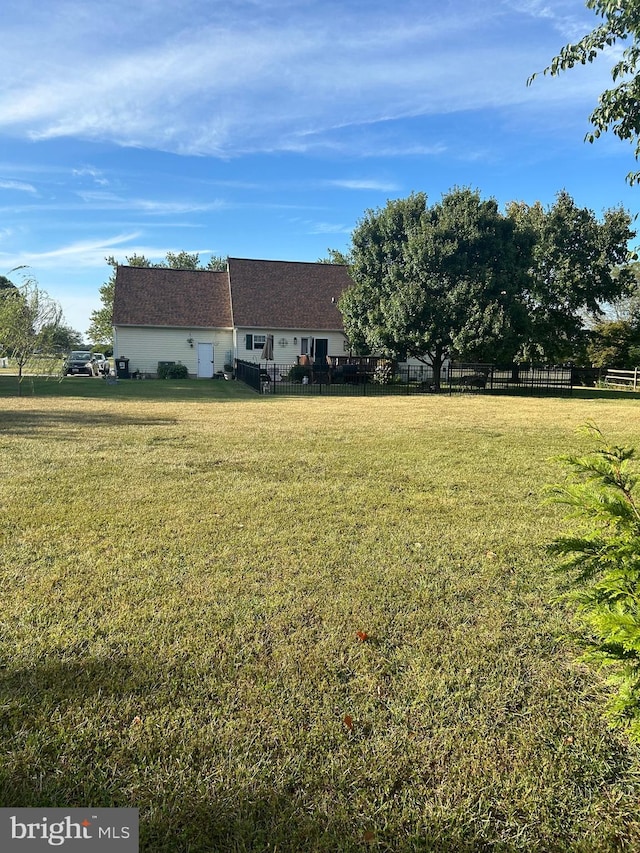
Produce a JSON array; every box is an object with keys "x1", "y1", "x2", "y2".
[{"x1": 115, "y1": 357, "x2": 130, "y2": 379}]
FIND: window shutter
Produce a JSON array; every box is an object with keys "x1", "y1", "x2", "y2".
[{"x1": 245, "y1": 334, "x2": 253, "y2": 350}]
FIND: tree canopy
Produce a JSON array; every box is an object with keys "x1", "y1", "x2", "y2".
[
  {"x1": 507, "y1": 190, "x2": 635, "y2": 362},
  {"x1": 339, "y1": 189, "x2": 533, "y2": 389},
  {"x1": 587, "y1": 319, "x2": 640, "y2": 366},
  {"x1": 0, "y1": 275, "x2": 17, "y2": 292},
  {"x1": 337, "y1": 188, "x2": 635, "y2": 383},
  {"x1": 529, "y1": 0, "x2": 640, "y2": 183},
  {"x1": 609, "y1": 260, "x2": 640, "y2": 323},
  {"x1": 40, "y1": 322, "x2": 84, "y2": 354}
]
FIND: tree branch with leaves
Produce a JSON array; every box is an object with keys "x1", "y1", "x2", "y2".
[{"x1": 529, "y1": 0, "x2": 640, "y2": 183}]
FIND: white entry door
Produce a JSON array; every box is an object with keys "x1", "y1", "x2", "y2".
[{"x1": 197, "y1": 342, "x2": 214, "y2": 378}]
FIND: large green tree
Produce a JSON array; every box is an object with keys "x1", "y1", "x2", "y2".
[
  {"x1": 87, "y1": 252, "x2": 228, "y2": 347},
  {"x1": 507, "y1": 191, "x2": 635, "y2": 363},
  {"x1": 339, "y1": 189, "x2": 532, "y2": 390},
  {"x1": 529, "y1": 0, "x2": 640, "y2": 183},
  {"x1": 337, "y1": 189, "x2": 634, "y2": 385}
]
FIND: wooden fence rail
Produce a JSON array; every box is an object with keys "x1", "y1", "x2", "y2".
[{"x1": 604, "y1": 367, "x2": 640, "y2": 390}]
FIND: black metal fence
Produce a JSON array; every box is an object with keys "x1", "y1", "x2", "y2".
[
  {"x1": 235, "y1": 359, "x2": 438, "y2": 395},
  {"x1": 446, "y1": 363, "x2": 574, "y2": 395},
  {"x1": 235, "y1": 359, "x2": 584, "y2": 396}
]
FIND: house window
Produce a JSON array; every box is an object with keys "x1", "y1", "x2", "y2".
[
  {"x1": 300, "y1": 337, "x2": 309, "y2": 355},
  {"x1": 253, "y1": 334, "x2": 266, "y2": 352}
]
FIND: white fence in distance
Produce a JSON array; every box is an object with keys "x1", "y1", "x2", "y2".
[{"x1": 604, "y1": 367, "x2": 640, "y2": 391}]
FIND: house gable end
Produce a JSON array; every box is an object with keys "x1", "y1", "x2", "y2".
[{"x1": 113, "y1": 266, "x2": 232, "y2": 329}]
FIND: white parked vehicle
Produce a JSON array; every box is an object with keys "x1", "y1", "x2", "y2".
[{"x1": 92, "y1": 353, "x2": 110, "y2": 375}]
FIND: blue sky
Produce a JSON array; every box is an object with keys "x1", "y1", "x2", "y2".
[{"x1": 1, "y1": 0, "x2": 638, "y2": 337}]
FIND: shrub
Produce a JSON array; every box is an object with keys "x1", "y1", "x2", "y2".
[
  {"x1": 287, "y1": 364, "x2": 312, "y2": 382},
  {"x1": 158, "y1": 362, "x2": 189, "y2": 379},
  {"x1": 546, "y1": 423, "x2": 640, "y2": 738}
]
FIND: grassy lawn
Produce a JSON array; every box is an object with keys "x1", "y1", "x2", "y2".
[{"x1": 1, "y1": 379, "x2": 640, "y2": 851}]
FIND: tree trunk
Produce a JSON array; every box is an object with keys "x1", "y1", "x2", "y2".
[{"x1": 431, "y1": 345, "x2": 445, "y2": 392}]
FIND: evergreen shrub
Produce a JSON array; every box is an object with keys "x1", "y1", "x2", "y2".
[{"x1": 547, "y1": 423, "x2": 640, "y2": 738}]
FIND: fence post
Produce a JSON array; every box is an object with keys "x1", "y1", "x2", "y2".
[{"x1": 635, "y1": 367, "x2": 638, "y2": 392}]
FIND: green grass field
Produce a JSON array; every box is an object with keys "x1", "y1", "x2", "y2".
[{"x1": 2, "y1": 377, "x2": 640, "y2": 851}]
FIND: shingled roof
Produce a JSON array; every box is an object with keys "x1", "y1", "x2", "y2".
[
  {"x1": 228, "y1": 258, "x2": 351, "y2": 330},
  {"x1": 113, "y1": 266, "x2": 232, "y2": 328},
  {"x1": 112, "y1": 259, "x2": 353, "y2": 330}
]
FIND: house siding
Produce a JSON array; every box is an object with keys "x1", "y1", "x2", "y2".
[
  {"x1": 235, "y1": 328, "x2": 349, "y2": 365},
  {"x1": 114, "y1": 327, "x2": 234, "y2": 376}
]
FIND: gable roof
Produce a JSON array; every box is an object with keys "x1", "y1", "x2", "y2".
[
  {"x1": 112, "y1": 258, "x2": 354, "y2": 330},
  {"x1": 113, "y1": 266, "x2": 232, "y2": 328},
  {"x1": 228, "y1": 258, "x2": 351, "y2": 330}
]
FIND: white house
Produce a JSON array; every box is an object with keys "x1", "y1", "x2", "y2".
[{"x1": 112, "y1": 258, "x2": 353, "y2": 377}]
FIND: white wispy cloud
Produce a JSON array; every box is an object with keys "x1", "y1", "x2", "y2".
[
  {"x1": 306, "y1": 221, "x2": 352, "y2": 235},
  {"x1": 327, "y1": 179, "x2": 400, "y2": 192},
  {"x1": 73, "y1": 191, "x2": 228, "y2": 215},
  {"x1": 0, "y1": 231, "x2": 220, "y2": 274},
  {"x1": 72, "y1": 166, "x2": 109, "y2": 186},
  {"x1": 0, "y1": 232, "x2": 142, "y2": 270},
  {"x1": 502, "y1": 0, "x2": 593, "y2": 41},
  {"x1": 0, "y1": 179, "x2": 37, "y2": 193},
  {"x1": 0, "y1": 0, "x2": 611, "y2": 158}
]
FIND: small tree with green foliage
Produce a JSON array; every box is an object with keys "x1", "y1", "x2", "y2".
[
  {"x1": 40, "y1": 322, "x2": 84, "y2": 354},
  {"x1": 0, "y1": 277, "x2": 63, "y2": 395},
  {"x1": 547, "y1": 424, "x2": 640, "y2": 738}
]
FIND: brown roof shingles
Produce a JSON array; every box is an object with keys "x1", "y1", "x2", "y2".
[
  {"x1": 113, "y1": 266, "x2": 232, "y2": 328},
  {"x1": 113, "y1": 259, "x2": 353, "y2": 330},
  {"x1": 228, "y1": 258, "x2": 351, "y2": 330}
]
